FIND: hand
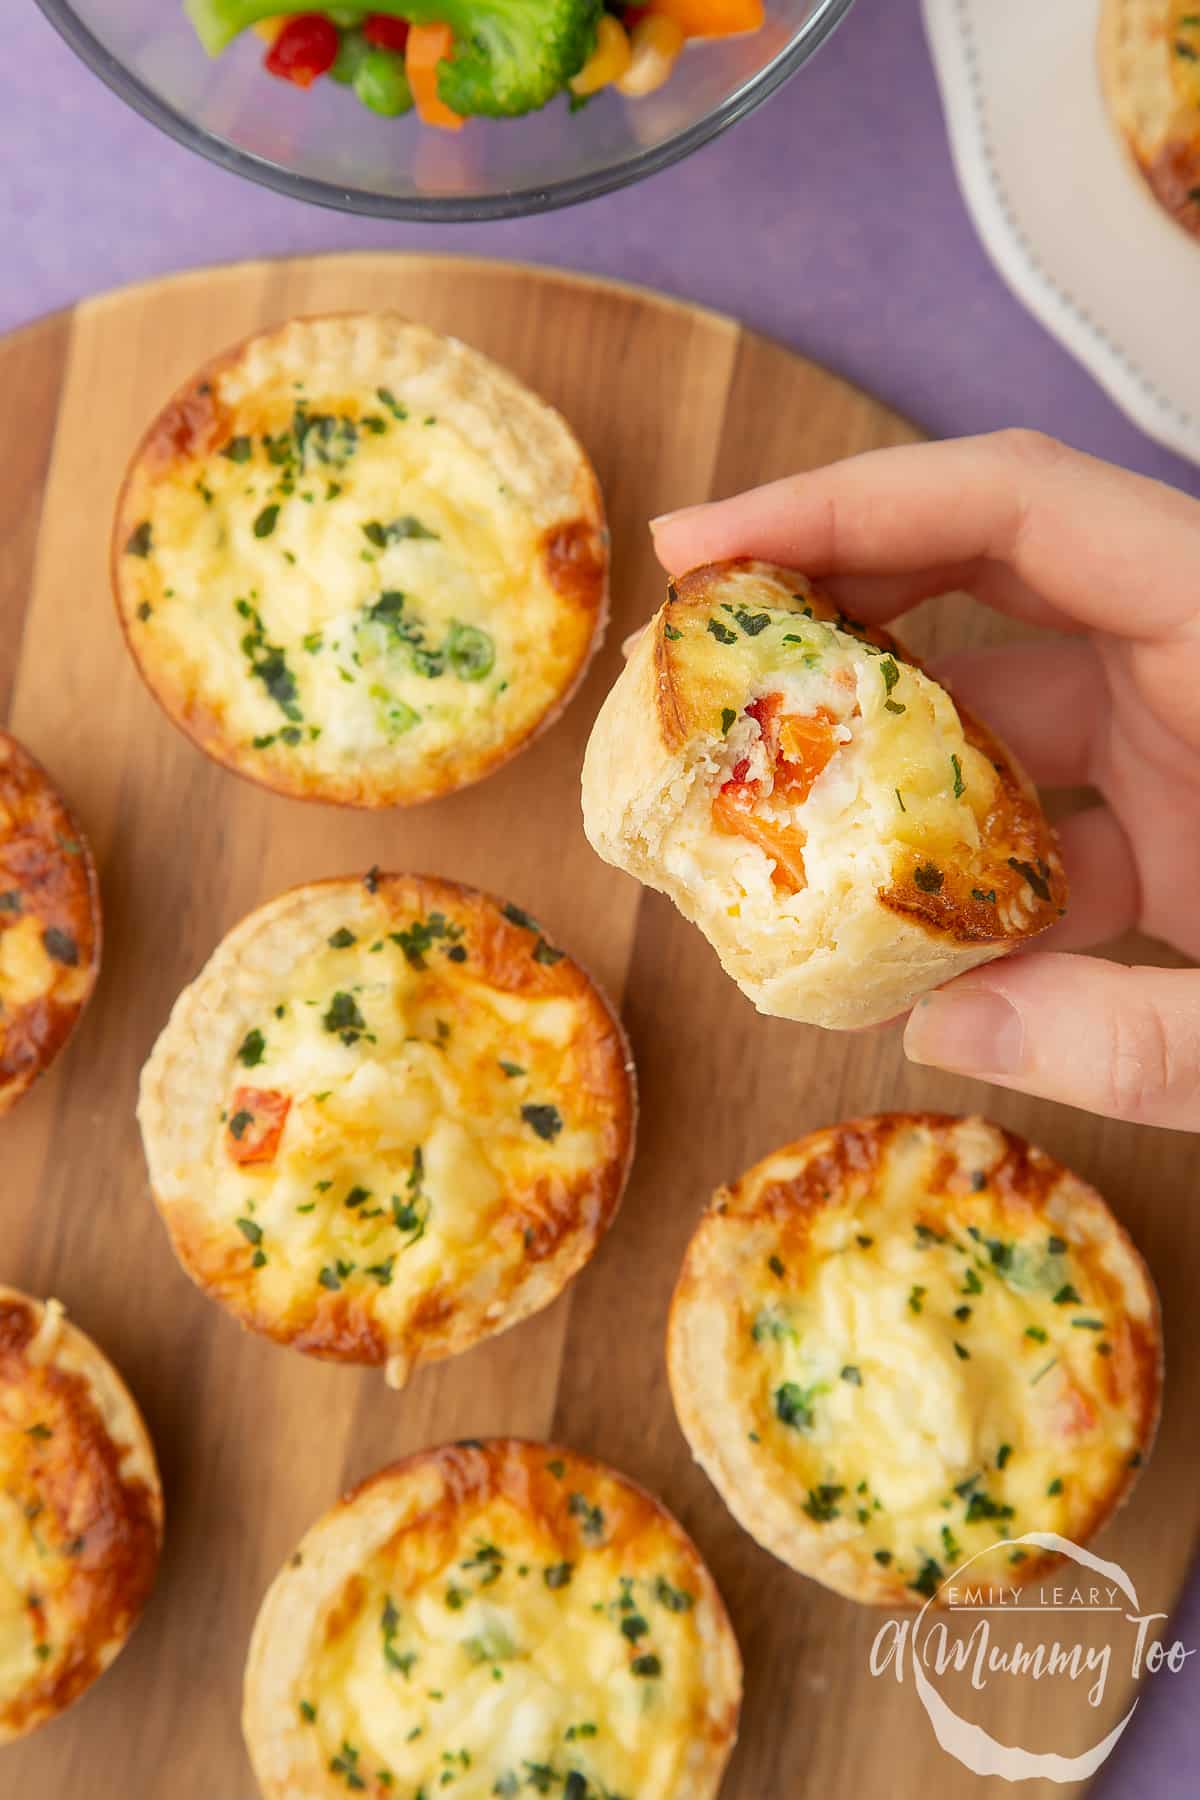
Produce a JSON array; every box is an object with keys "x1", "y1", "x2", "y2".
[{"x1": 650, "y1": 431, "x2": 1200, "y2": 1130}]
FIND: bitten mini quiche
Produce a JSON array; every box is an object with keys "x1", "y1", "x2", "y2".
[
  {"x1": 138, "y1": 874, "x2": 634, "y2": 1385},
  {"x1": 668, "y1": 1115, "x2": 1161, "y2": 1607},
  {"x1": 112, "y1": 313, "x2": 608, "y2": 806},
  {"x1": 243, "y1": 1440, "x2": 742, "y2": 1800},
  {"x1": 0, "y1": 732, "x2": 100, "y2": 1114},
  {"x1": 0, "y1": 1286, "x2": 162, "y2": 1741},
  {"x1": 582, "y1": 560, "x2": 1066, "y2": 1029},
  {"x1": 1101, "y1": 0, "x2": 1200, "y2": 240}
]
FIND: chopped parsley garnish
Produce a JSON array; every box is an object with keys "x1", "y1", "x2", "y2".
[
  {"x1": 253, "y1": 504, "x2": 280, "y2": 539},
  {"x1": 841, "y1": 1364, "x2": 863, "y2": 1386},
  {"x1": 1008, "y1": 857, "x2": 1052, "y2": 901},
  {"x1": 774, "y1": 1382, "x2": 816, "y2": 1430},
  {"x1": 25, "y1": 1423, "x2": 52, "y2": 1441},
  {"x1": 42, "y1": 928, "x2": 78, "y2": 965},
  {"x1": 1053, "y1": 1284, "x2": 1082, "y2": 1306},
  {"x1": 328, "y1": 927, "x2": 357, "y2": 948},
  {"x1": 803, "y1": 1485, "x2": 845, "y2": 1523},
  {"x1": 322, "y1": 991, "x2": 366, "y2": 1042},
  {"x1": 498, "y1": 1060, "x2": 525, "y2": 1078},
  {"x1": 951, "y1": 753, "x2": 965, "y2": 798},
  {"x1": 874, "y1": 1549, "x2": 893, "y2": 1566},
  {"x1": 909, "y1": 1557, "x2": 943, "y2": 1599},
  {"x1": 447, "y1": 622, "x2": 495, "y2": 681},
  {"x1": 299, "y1": 1700, "x2": 317, "y2": 1722},
  {"x1": 721, "y1": 707, "x2": 737, "y2": 734},
  {"x1": 879, "y1": 657, "x2": 903, "y2": 709},
  {"x1": 954, "y1": 1305, "x2": 972, "y2": 1322},
  {"x1": 654, "y1": 1575, "x2": 694, "y2": 1612},
  {"x1": 996, "y1": 1443, "x2": 1012, "y2": 1470},
  {"x1": 707, "y1": 618, "x2": 737, "y2": 645},
  {"x1": 228, "y1": 1109, "x2": 253, "y2": 1139},
  {"x1": 235, "y1": 1218, "x2": 263, "y2": 1246},
  {"x1": 221, "y1": 435, "x2": 252, "y2": 463},
  {"x1": 125, "y1": 521, "x2": 153, "y2": 557},
  {"x1": 543, "y1": 1562, "x2": 573, "y2": 1590},
  {"x1": 962, "y1": 1268, "x2": 983, "y2": 1295},
  {"x1": 1047, "y1": 1477, "x2": 1063, "y2": 1496},
  {"x1": 971, "y1": 888, "x2": 997, "y2": 905},
  {"x1": 502, "y1": 903, "x2": 540, "y2": 933},
  {"x1": 908, "y1": 1284, "x2": 926, "y2": 1314},
  {"x1": 663, "y1": 622, "x2": 682, "y2": 640},
  {"x1": 1072, "y1": 1316, "x2": 1104, "y2": 1330},
  {"x1": 734, "y1": 608, "x2": 771, "y2": 635},
  {"x1": 1025, "y1": 1324, "x2": 1048, "y2": 1343},
  {"x1": 630, "y1": 1654, "x2": 662, "y2": 1678},
  {"x1": 522, "y1": 1103, "x2": 563, "y2": 1141},
  {"x1": 362, "y1": 515, "x2": 438, "y2": 547},
  {"x1": 391, "y1": 911, "x2": 462, "y2": 969},
  {"x1": 567, "y1": 1493, "x2": 606, "y2": 1541},
  {"x1": 620, "y1": 1613, "x2": 649, "y2": 1643},
  {"x1": 533, "y1": 938, "x2": 564, "y2": 966},
  {"x1": 237, "y1": 1028, "x2": 265, "y2": 1067},
  {"x1": 0, "y1": 891, "x2": 21, "y2": 913},
  {"x1": 913, "y1": 863, "x2": 944, "y2": 894},
  {"x1": 953, "y1": 1341, "x2": 971, "y2": 1361},
  {"x1": 768, "y1": 1254, "x2": 785, "y2": 1276}
]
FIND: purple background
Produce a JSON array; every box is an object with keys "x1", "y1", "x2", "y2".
[{"x1": 7, "y1": 0, "x2": 1199, "y2": 1790}]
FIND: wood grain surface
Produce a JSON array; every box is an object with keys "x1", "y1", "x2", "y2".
[{"x1": 0, "y1": 254, "x2": 1192, "y2": 1800}]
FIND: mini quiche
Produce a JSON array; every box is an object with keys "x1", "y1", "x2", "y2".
[
  {"x1": 112, "y1": 313, "x2": 608, "y2": 806},
  {"x1": 0, "y1": 731, "x2": 100, "y2": 1114},
  {"x1": 1100, "y1": 0, "x2": 1200, "y2": 241},
  {"x1": 0, "y1": 1286, "x2": 162, "y2": 1741},
  {"x1": 138, "y1": 874, "x2": 634, "y2": 1385},
  {"x1": 581, "y1": 559, "x2": 1066, "y2": 1029},
  {"x1": 667, "y1": 1115, "x2": 1161, "y2": 1607},
  {"x1": 243, "y1": 1439, "x2": 742, "y2": 1800}
]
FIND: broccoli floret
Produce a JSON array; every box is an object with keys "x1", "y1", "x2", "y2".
[
  {"x1": 186, "y1": 0, "x2": 601, "y2": 120},
  {"x1": 401, "y1": 0, "x2": 602, "y2": 117}
]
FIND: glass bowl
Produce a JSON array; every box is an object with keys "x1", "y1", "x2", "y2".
[{"x1": 34, "y1": 1, "x2": 855, "y2": 221}]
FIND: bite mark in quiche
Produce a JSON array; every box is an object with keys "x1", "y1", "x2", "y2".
[
  {"x1": 667, "y1": 1114, "x2": 1161, "y2": 1606},
  {"x1": 242, "y1": 1440, "x2": 741, "y2": 1800},
  {"x1": 112, "y1": 313, "x2": 609, "y2": 806},
  {"x1": 138, "y1": 874, "x2": 635, "y2": 1385},
  {"x1": 582, "y1": 560, "x2": 1066, "y2": 1029}
]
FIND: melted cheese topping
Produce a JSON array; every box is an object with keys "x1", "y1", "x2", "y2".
[
  {"x1": 286, "y1": 1450, "x2": 732, "y2": 1799},
  {"x1": 115, "y1": 318, "x2": 605, "y2": 804},
  {"x1": 1170, "y1": 1, "x2": 1200, "y2": 111},
  {"x1": 676, "y1": 1117, "x2": 1158, "y2": 1603},
  {"x1": 0, "y1": 736, "x2": 99, "y2": 1112},
  {"x1": 144, "y1": 879, "x2": 631, "y2": 1379},
  {"x1": 0, "y1": 1294, "x2": 160, "y2": 1739}
]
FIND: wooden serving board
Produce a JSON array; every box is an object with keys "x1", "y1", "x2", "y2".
[{"x1": 0, "y1": 254, "x2": 1193, "y2": 1800}]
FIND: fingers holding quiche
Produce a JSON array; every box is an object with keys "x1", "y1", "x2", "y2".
[{"x1": 582, "y1": 560, "x2": 1065, "y2": 1028}]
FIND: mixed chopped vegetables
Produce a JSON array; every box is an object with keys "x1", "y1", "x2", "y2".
[{"x1": 184, "y1": 1, "x2": 765, "y2": 128}]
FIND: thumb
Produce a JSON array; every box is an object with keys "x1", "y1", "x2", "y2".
[{"x1": 904, "y1": 954, "x2": 1200, "y2": 1131}]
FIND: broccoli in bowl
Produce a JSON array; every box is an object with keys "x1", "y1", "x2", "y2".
[{"x1": 184, "y1": 1, "x2": 766, "y2": 128}]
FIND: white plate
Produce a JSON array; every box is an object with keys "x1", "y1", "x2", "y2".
[{"x1": 924, "y1": 0, "x2": 1200, "y2": 467}]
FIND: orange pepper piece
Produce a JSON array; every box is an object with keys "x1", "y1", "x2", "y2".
[
  {"x1": 406, "y1": 21, "x2": 465, "y2": 131},
  {"x1": 711, "y1": 788, "x2": 808, "y2": 893},
  {"x1": 642, "y1": 0, "x2": 765, "y2": 37},
  {"x1": 226, "y1": 1087, "x2": 292, "y2": 1166},
  {"x1": 775, "y1": 709, "x2": 840, "y2": 803}
]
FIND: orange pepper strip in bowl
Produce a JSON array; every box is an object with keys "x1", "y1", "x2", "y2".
[
  {"x1": 406, "y1": 21, "x2": 466, "y2": 131},
  {"x1": 640, "y1": 0, "x2": 765, "y2": 36}
]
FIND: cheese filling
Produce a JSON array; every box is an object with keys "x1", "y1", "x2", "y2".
[
  {"x1": 299, "y1": 1487, "x2": 712, "y2": 1798},
  {"x1": 736, "y1": 1129, "x2": 1147, "y2": 1596},
  {"x1": 206, "y1": 913, "x2": 616, "y2": 1349},
  {"x1": 122, "y1": 397, "x2": 577, "y2": 781}
]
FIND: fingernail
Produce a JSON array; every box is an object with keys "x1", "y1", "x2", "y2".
[
  {"x1": 649, "y1": 506, "x2": 698, "y2": 532},
  {"x1": 904, "y1": 989, "x2": 1024, "y2": 1076}
]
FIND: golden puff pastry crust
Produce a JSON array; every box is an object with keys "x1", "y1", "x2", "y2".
[
  {"x1": 0, "y1": 732, "x2": 100, "y2": 1115},
  {"x1": 667, "y1": 1114, "x2": 1161, "y2": 1607},
  {"x1": 113, "y1": 313, "x2": 608, "y2": 806},
  {"x1": 0, "y1": 1287, "x2": 162, "y2": 1741},
  {"x1": 1100, "y1": 0, "x2": 1200, "y2": 241},
  {"x1": 138, "y1": 873, "x2": 635, "y2": 1387},
  {"x1": 582, "y1": 560, "x2": 1066, "y2": 1028},
  {"x1": 243, "y1": 1439, "x2": 742, "y2": 1800}
]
